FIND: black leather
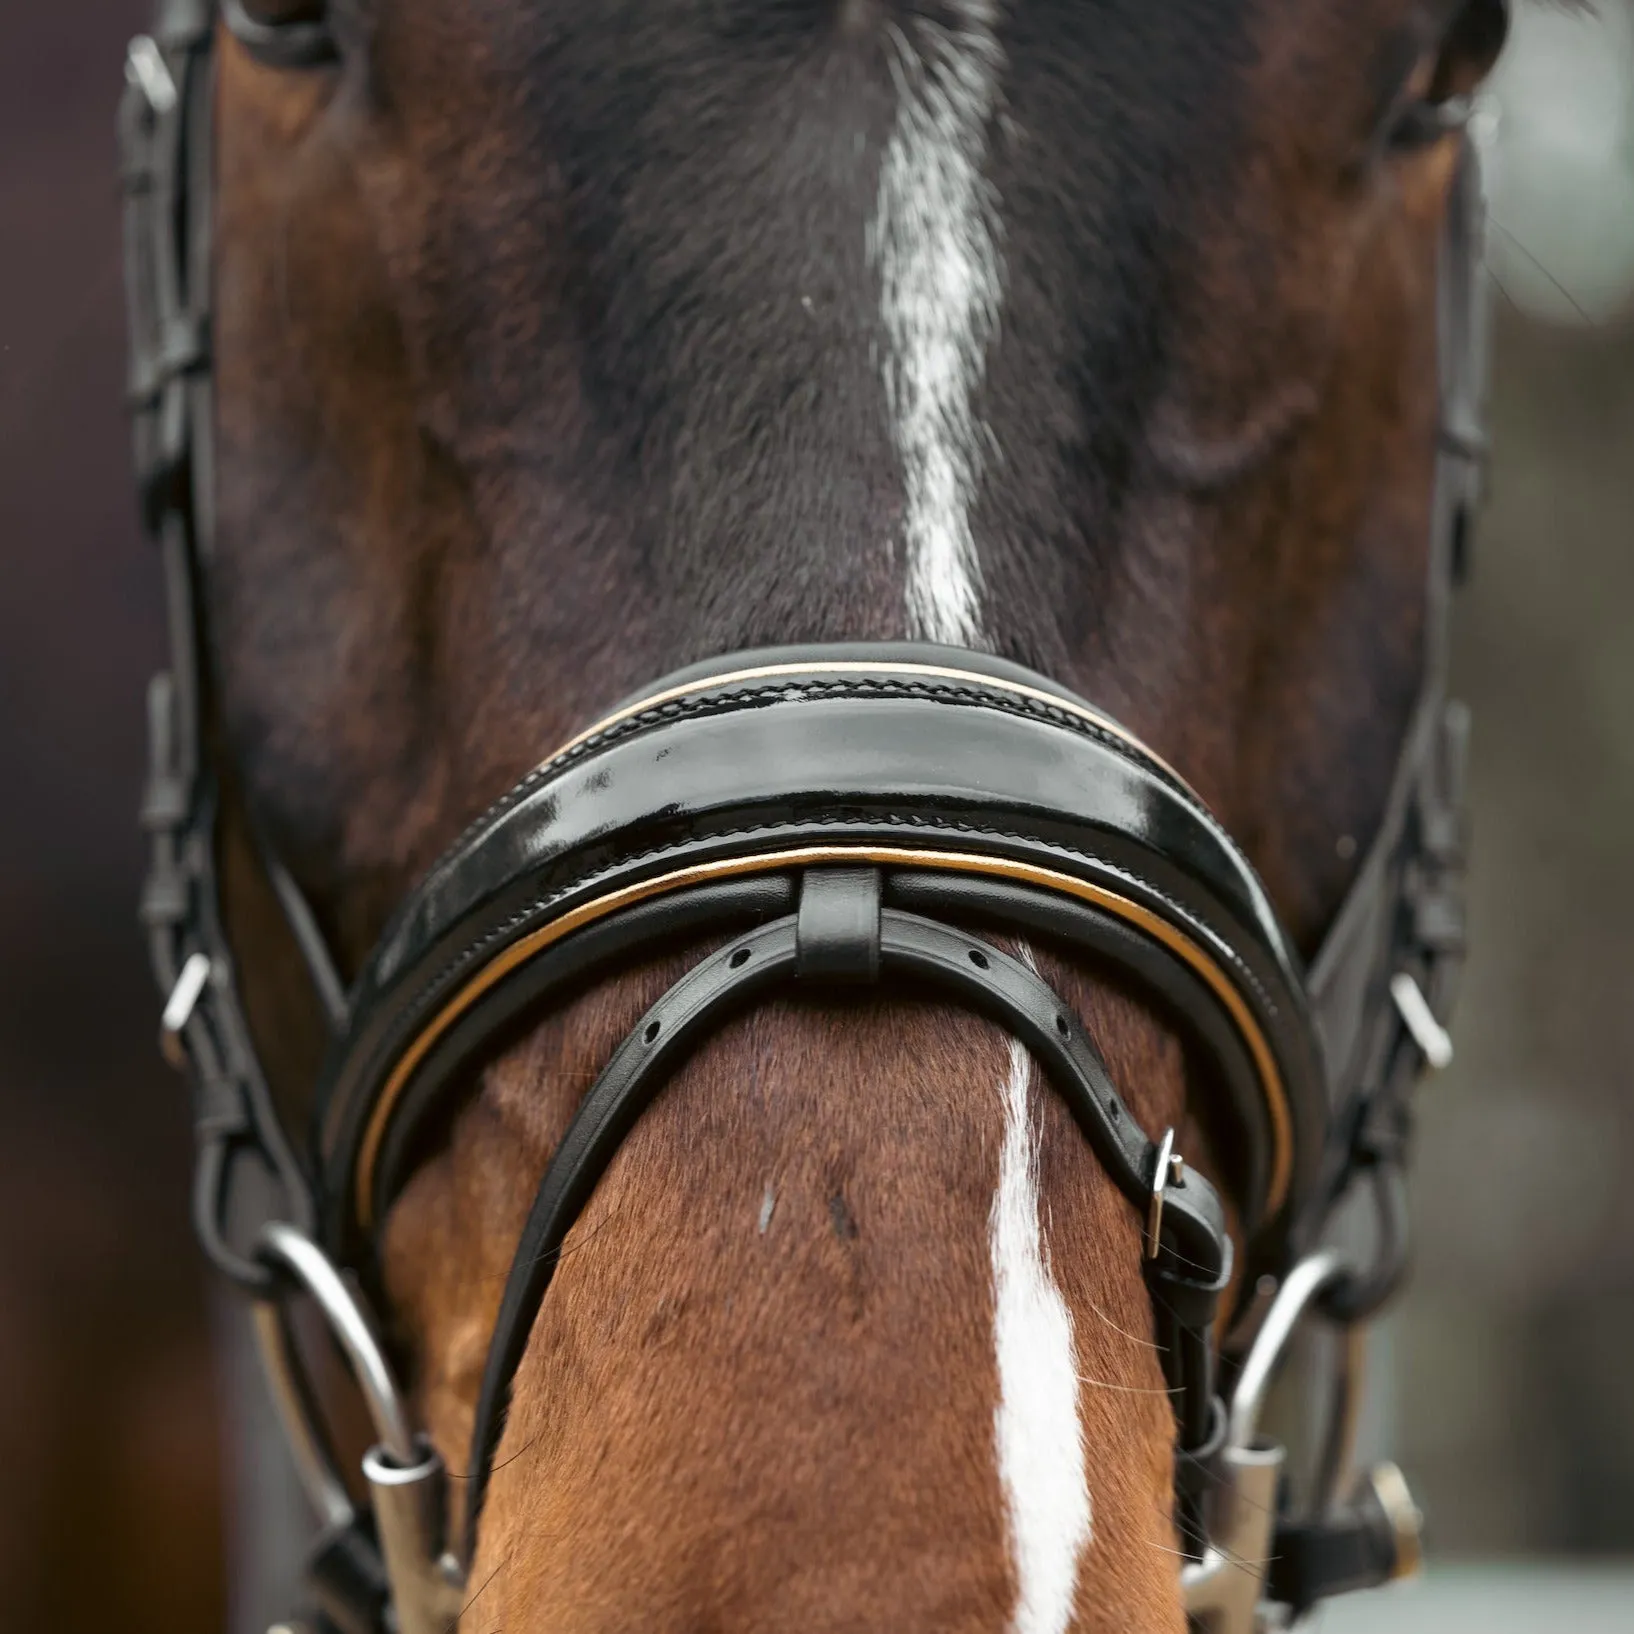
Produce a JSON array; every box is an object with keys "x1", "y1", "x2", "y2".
[
  {"x1": 303, "y1": 1518, "x2": 389, "y2": 1634},
  {"x1": 124, "y1": 0, "x2": 318, "y2": 1291},
  {"x1": 364, "y1": 656, "x2": 1293, "y2": 992},
  {"x1": 795, "y1": 866, "x2": 883, "y2": 981},
  {"x1": 314, "y1": 649, "x2": 1329, "y2": 1265},
  {"x1": 462, "y1": 871, "x2": 1233, "y2": 1550},
  {"x1": 1266, "y1": 1483, "x2": 1407, "y2": 1614},
  {"x1": 361, "y1": 868, "x2": 1279, "y2": 1293}
]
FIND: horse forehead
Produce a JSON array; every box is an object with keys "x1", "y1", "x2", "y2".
[
  {"x1": 359, "y1": 1, "x2": 1370, "y2": 472},
  {"x1": 362, "y1": 0, "x2": 1273, "y2": 545},
  {"x1": 392, "y1": 2, "x2": 1266, "y2": 203}
]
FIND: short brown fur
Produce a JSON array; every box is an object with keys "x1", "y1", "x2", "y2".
[{"x1": 209, "y1": 2, "x2": 1500, "y2": 1627}]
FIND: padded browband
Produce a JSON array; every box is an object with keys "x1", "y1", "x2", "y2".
[{"x1": 314, "y1": 645, "x2": 1330, "y2": 1264}]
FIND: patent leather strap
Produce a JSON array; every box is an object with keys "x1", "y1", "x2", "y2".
[
  {"x1": 464, "y1": 869, "x2": 1234, "y2": 1548},
  {"x1": 314, "y1": 644, "x2": 1329, "y2": 1275}
]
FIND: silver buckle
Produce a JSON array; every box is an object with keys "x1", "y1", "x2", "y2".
[
  {"x1": 1390, "y1": 971, "x2": 1455, "y2": 1070},
  {"x1": 125, "y1": 36, "x2": 178, "y2": 116},
  {"x1": 159, "y1": 951, "x2": 212, "y2": 1069},
  {"x1": 1145, "y1": 1126, "x2": 1182, "y2": 1260}
]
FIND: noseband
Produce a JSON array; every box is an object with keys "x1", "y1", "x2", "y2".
[{"x1": 122, "y1": 4, "x2": 1491, "y2": 1631}]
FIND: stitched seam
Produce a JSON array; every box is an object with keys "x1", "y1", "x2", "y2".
[{"x1": 423, "y1": 677, "x2": 1216, "y2": 874}]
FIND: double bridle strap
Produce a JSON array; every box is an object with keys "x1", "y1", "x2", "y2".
[
  {"x1": 316, "y1": 647, "x2": 1327, "y2": 1261},
  {"x1": 467, "y1": 866, "x2": 1234, "y2": 1550},
  {"x1": 120, "y1": 5, "x2": 1493, "y2": 1632},
  {"x1": 301, "y1": 638, "x2": 1329, "y2": 1559}
]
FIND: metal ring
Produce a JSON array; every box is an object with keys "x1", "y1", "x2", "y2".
[
  {"x1": 249, "y1": 1295, "x2": 355, "y2": 1530},
  {"x1": 1228, "y1": 1249, "x2": 1354, "y2": 1452},
  {"x1": 1228, "y1": 1246, "x2": 1383, "y2": 1530},
  {"x1": 254, "y1": 1222, "x2": 419, "y2": 1464}
]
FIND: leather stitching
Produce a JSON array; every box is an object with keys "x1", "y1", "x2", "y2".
[
  {"x1": 347, "y1": 811, "x2": 1290, "y2": 1120},
  {"x1": 421, "y1": 675, "x2": 1217, "y2": 885}
]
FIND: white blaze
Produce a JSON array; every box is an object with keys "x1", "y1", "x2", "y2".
[
  {"x1": 871, "y1": 3, "x2": 1005, "y2": 648},
  {"x1": 991, "y1": 1034, "x2": 1091, "y2": 1634}
]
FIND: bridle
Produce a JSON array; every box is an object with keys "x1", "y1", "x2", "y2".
[
  {"x1": 120, "y1": 3, "x2": 1493, "y2": 1630},
  {"x1": 124, "y1": 8, "x2": 1490, "y2": 1625}
]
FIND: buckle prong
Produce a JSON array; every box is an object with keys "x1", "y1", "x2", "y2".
[
  {"x1": 1390, "y1": 971, "x2": 1454, "y2": 1070},
  {"x1": 125, "y1": 36, "x2": 177, "y2": 115},
  {"x1": 1146, "y1": 1127, "x2": 1178, "y2": 1261},
  {"x1": 159, "y1": 950, "x2": 212, "y2": 1067}
]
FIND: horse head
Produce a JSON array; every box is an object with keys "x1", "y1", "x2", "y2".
[{"x1": 124, "y1": 2, "x2": 1508, "y2": 1629}]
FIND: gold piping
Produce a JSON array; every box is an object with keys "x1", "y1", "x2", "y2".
[
  {"x1": 354, "y1": 846, "x2": 1295, "y2": 1232},
  {"x1": 544, "y1": 660, "x2": 1199, "y2": 797}
]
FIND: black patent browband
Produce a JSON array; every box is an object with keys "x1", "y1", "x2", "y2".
[
  {"x1": 550, "y1": 656, "x2": 1201, "y2": 793},
  {"x1": 311, "y1": 647, "x2": 1329, "y2": 1268}
]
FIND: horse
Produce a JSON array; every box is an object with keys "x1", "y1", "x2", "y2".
[{"x1": 121, "y1": 2, "x2": 1508, "y2": 1630}]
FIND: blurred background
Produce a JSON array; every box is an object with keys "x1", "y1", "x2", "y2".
[{"x1": 1, "y1": 2, "x2": 1629, "y2": 1630}]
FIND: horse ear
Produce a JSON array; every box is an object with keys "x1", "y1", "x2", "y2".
[
  {"x1": 222, "y1": 0, "x2": 338, "y2": 68},
  {"x1": 1386, "y1": 0, "x2": 1508, "y2": 152},
  {"x1": 1434, "y1": 0, "x2": 1510, "y2": 100}
]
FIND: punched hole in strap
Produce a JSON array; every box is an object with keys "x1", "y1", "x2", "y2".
[{"x1": 796, "y1": 868, "x2": 882, "y2": 982}]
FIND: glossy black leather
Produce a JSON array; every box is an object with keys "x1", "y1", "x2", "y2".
[
  {"x1": 359, "y1": 867, "x2": 1281, "y2": 1279},
  {"x1": 313, "y1": 649, "x2": 1330, "y2": 1261},
  {"x1": 368, "y1": 649, "x2": 1294, "y2": 989}
]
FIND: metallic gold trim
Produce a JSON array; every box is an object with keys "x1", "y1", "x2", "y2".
[
  {"x1": 545, "y1": 660, "x2": 1198, "y2": 797},
  {"x1": 354, "y1": 846, "x2": 1294, "y2": 1231},
  {"x1": 1368, "y1": 1462, "x2": 1424, "y2": 1582}
]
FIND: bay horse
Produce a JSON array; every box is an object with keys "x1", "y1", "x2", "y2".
[{"x1": 122, "y1": 1, "x2": 1507, "y2": 1630}]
